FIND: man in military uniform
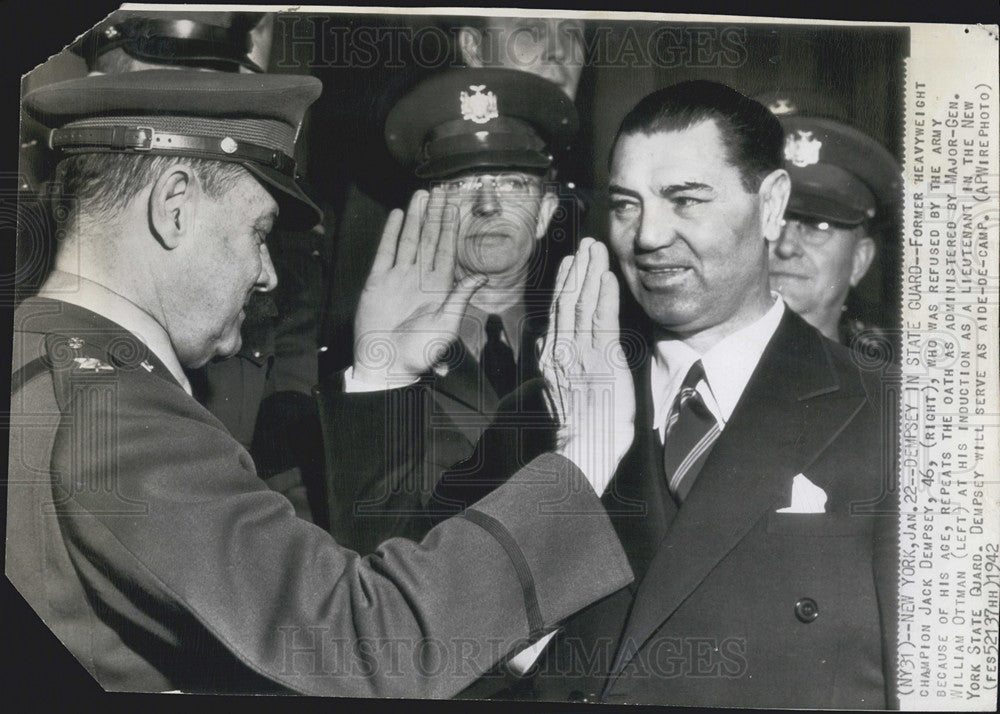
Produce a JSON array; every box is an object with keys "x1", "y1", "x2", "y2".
[
  {"x1": 316, "y1": 68, "x2": 579, "y2": 554},
  {"x1": 321, "y1": 15, "x2": 591, "y2": 378},
  {"x1": 757, "y1": 91, "x2": 901, "y2": 350},
  {"x1": 64, "y1": 9, "x2": 325, "y2": 522},
  {"x1": 7, "y1": 68, "x2": 635, "y2": 696}
]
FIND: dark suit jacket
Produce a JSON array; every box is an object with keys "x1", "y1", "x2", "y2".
[
  {"x1": 6, "y1": 297, "x2": 631, "y2": 696},
  {"x1": 408, "y1": 308, "x2": 898, "y2": 708},
  {"x1": 523, "y1": 308, "x2": 898, "y2": 709}
]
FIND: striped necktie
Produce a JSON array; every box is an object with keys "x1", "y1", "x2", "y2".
[{"x1": 662, "y1": 360, "x2": 721, "y2": 503}]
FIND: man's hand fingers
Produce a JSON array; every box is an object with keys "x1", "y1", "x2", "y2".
[
  {"x1": 575, "y1": 240, "x2": 609, "y2": 339},
  {"x1": 437, "y1": 274, "x2": 488, "y2": 332},
  {"x1": 593, "y1": 271, "x2": 621, "y2": 351},
  {"x1": 556, "y1": 238, "x2": 593, "y2": 351},
  {"x1": 433, "y1": 192, "x2": 461, "y2": 275},
  {"x1": 419, "y1": 187, "x2": 445, "y2": 270},
  {"x1": 371, "y1": 209, "x2": 404, "y2": 274},
  {"x1": 544, "y1": 255, "x2": 573, "y2": 357},
  {"x1": 553, "y1": 243, "x2": 577, "y2": 296},
  {"x1": 396, "y1": 190, "x2": 429, "y2": 265}
]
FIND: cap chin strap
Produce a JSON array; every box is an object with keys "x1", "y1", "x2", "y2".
[{"x1": 50, "y1": 126, "x2": 295, "y2": 177}]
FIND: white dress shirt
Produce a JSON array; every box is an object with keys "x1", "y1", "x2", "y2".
[
  {"x1": 651, "y1": 296, "x2": 786, "y2": 439},
  {"x1": 38, "y1": 270, "x2": 193, "y2": 396}
]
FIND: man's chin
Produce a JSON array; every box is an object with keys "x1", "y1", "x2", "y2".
[
  {"x1": 769, "y1": 282, "x2": 813, "y2": 315},
  {"x1": 207, "y1": 330, "x2": 244, "y2": 364}
]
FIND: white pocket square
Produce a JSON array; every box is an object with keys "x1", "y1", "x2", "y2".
[{"x1": 776, "y1": 473, "x2": 827, "y2": 514}]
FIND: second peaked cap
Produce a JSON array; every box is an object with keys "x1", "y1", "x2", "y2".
[{"x1": 385, "y1": 68, "x2": 579, "y2": 179}]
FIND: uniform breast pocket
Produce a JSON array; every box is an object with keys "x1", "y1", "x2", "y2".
[{"x1": 765, "y1": 511, "x2": 869, "y2": 537}]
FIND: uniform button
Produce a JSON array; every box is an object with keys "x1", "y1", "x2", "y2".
[
  {"x1": 252, "y1": 350, "x2": 262, "y2": 359},
  {"x1": 795, "y1": 597, "x2": 819, "y2": 623}
]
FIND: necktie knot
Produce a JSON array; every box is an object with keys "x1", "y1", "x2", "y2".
[
  {"x1": 675, "y1": 360, "x2": 711, "y2": 420},
  {"x1": 681, "y1": 360, "x2": 706, "y2": 391},
  {"x1": 485, "y1": 313, "x2": 505, "y2": 341}
]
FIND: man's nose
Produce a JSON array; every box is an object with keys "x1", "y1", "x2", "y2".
[
  {"x1": 543, "y1": 20, "x2": 566, "y2": 61},
  {"x1": 255, "y1": 244, "x2": 279, "y2": 292},
  {"x1": 634, "y1": 204, "x2": 679, "y2": 252},
  {"x1": 472, "y1": 182, "x2": 502, "y2": 217},
  {"x1": 773, "y1": 219, "x2": 804, "y2": 259}
]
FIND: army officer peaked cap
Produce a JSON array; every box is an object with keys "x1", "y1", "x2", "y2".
[
  {"x1": 24, "y1": 69, "x2": 323, "y2": 229},
  {"x1": 756, "y1": 89, "x2": 902, "y2": 229},
  {"x1": 385, "y1": 68, "x2": 579, "y2": 179}
]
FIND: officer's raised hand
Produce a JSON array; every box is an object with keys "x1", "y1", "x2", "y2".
[
  {"x1": 539, "y1": 238, "x2": 636, "y2": 496},
  {"x1": 353, "y1": 188, "x2": 486, "y2": 386}
]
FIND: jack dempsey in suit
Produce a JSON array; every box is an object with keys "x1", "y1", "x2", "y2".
[
  {"x1": 6, "y1": 68, "x2": 635, "y2": 695},
  {"x1": 524, "y1": 80, "x2": 900, "y2": 709},
  {"x1": 369, "y1": 80, "x2": 899, "y2": 707}
]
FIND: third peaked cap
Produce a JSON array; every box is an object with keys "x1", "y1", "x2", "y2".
[{"x1": 757, "y1": 89, "x2": 902, "y2": 227}]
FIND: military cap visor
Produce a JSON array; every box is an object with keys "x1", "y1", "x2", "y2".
[
  {"x1": 73, "y1": 15, "x2": 265, "y2": 73},
  {"x1": 385, "y1": 68, "x2": 578, "y2": 179},
  {"x1": 24, "y1": 70, "x2": 322, "y2": 229},
  {"x1": 779, "y1": 115, "x2": 902, "y2": 227}
]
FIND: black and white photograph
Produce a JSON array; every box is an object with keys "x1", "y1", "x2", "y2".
[{"x1": 3, "y1": 4, "x2": 998, "y2": 710}]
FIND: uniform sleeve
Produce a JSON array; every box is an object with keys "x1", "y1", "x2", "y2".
[{"x1": 55, "y1": 372, "x2": 632, "y2": 698}]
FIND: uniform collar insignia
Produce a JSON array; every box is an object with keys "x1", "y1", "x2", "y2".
[
  {"x1": 784, "y1": 129, "x2": 822, "y2": 167},
  {"x1": 460, "y1": 84, "x2": 499, "y2": 124}
]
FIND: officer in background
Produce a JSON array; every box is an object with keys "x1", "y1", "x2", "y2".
[
  {"x1": 320, "y1": 14, "x2": 591, "y2": 378},
  {"x1": 757, "y1": 91, "x2": 902, "y2": 350},
  {"x1": 317, "y1": 67, "x2": 579, "y2": 555},
  {"x1": 59, "y1": 10, "x2": 326, "y2": 522}
]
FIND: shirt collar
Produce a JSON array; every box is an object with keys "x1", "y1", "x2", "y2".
[
  {"x1": 38, "y1": 270, "x2": 193, "y2": 396},
  {"x1": 458, "y1": 301, "x2": 526, "y2": 362},
  {"x1": 652, "y1": 295, "x2": 786, "y2": 433}
]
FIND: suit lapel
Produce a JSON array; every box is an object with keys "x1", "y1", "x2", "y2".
[
  {"x1": 607, "y1": 311, "x2": 868, "y2": 682},
  {"x1": 432, "y1": 339, "x2": 499, "y2": 416}
]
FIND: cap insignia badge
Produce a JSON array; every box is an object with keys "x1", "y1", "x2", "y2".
[
  {"x1": 768, "y1": 98, "x2": 795, "y2": 115},
  {"x1": 460, "y1": 85, "x2": 499, "y2": 124},
  {"x1": 72, "y1": 357, "x2": 115, "y2": 373},
  {"x1": 784, "y1": 130, "x2": 822, "y2": 167}
]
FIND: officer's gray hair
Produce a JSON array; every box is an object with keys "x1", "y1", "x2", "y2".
[{"x1": 52, "y1": 153, "x2": 248, "y2": 225}]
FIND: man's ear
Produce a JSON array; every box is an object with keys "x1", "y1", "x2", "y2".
[
  {"x1": 535, "y1": 190, "x2": 559, "y2": 240},
  {"x1": 850, "y1": 235, "x2": 877, "y2": 287},
  {"x1": 458, "y1": 26, "x2": 485, "y2": 67},
  {"x1": 758, "y1": 168, "x2": 791, "y2": 245},
  {"x1": 149, "y1": 164, "x2": 200, "y2": 249}
]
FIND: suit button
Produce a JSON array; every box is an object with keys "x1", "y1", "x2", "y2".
[{"x1": 795, "y1": 597, "x2": 819, "y2": 623}]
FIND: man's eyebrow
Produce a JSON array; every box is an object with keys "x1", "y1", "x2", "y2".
[
  {"x1": 659, "y1": 181, "x2": 713, "y2": 195},
  {"x1": 608, "y1": 184, "x2": 641, "y2": 199}
]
